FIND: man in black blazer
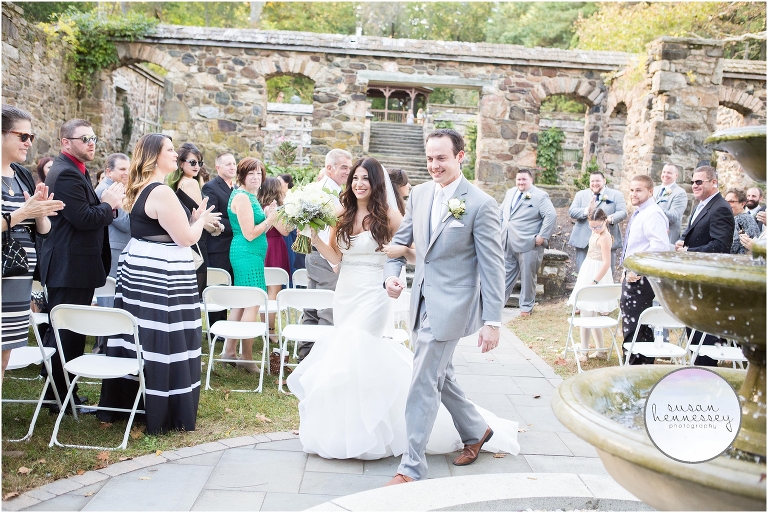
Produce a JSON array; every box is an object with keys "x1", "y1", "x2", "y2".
[
  {"x1": 202, "y1": 153, "x2": 237, "y2": 325},
  {"x1": 675, "y1": 166, "x2": 735, "y2": 366},
  {"x1": 40, "y1": 119, "x2": 125, "y2": 410}
]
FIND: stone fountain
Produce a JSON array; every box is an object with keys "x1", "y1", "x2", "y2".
[{"x1": 552, "y1": 125, "x2": 767, "y2": 511}]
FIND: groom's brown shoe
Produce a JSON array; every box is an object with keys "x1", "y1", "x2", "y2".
[
  {"x1": 384, "y1": 473, "x2": 414, "y2": 486},
  {"x1": 453, "y1": 427, "x2": 493, "y2": 466}
]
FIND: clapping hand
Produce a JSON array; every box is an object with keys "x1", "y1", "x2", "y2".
[
  {"x1": 739, "y1": 233, "x2": 755, "y2": 251},
  {"x1": 100, "y1": 181, "x2": 125, "y2": 209},
  {"x1": 192, "y1": 197, "x2": 221, "y2": 226},
  {"x1": 22, "y1": 184, "x2": 64, "y2": 220},
  {"x1": 587, "y1": 196, "x2": 597, "y2": 215},
  {"x1": 756, "y1": 211, "x2": 766, "y2": 225}
]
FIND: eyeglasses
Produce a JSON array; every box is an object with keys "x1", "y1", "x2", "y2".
[
  {"x1": 3, "y1": 130, "x2": 36, "y2": 143},
  {"x1": 182, "y1": 159, "x2": 203, "y2": 167},
  {"x1": 65, "y1": 135, "x2": 98, "y2": 145},
  {"x1": 689, "y1": 179, "x2": 713, "y2": 186}
]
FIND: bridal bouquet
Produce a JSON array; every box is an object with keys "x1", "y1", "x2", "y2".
[{"x1": 277, "y1": 182, "x2": 338, "y2": 254}]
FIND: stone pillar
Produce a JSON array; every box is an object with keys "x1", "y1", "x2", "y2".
[{"x1": 621, "y1": 37, "x2": 724, "y2": 185}]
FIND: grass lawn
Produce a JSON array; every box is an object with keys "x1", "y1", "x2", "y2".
[
  {"x1": 507, "y1": 298, "x2": 689, "y2": 380},
  {"x1": 2, "y1": 332, "x2": 299, "y2": 497}
]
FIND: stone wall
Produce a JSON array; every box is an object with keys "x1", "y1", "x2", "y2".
[{"x1": 1, "y1": 2, "x2": 78, "y2": 166}]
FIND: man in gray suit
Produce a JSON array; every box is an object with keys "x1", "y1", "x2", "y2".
[
  {"x1": 568, "y1": 171, "x2": 627, "y2": 272},
  {"x1": 499, "y1": 169, "x2": 556, "y2": 316},
  {"x1": 93, "y1": 153, "x2": 130, "y2": 353},
  {"x1": 383, "y1": 129, "x2": 505, "y2": 485},
  {"x1": 655, "y1": 163, "x2": 688, "y2": 244}
]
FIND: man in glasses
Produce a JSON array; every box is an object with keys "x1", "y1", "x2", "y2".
[
  {"x1": 675, "y1": 165, "x2": 734, "y2": 366},
  {"x1": 39, "y1": 119, "x2": 126, "y2": 413}
]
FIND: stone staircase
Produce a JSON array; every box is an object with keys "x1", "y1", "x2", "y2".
[{"x1": 368, "y1": 122, "x2": 430, "y2": 184}]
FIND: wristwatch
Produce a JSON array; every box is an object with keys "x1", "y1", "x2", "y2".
[{"x1": 593, "y1": 279, "x2": 599, "y2": 285}]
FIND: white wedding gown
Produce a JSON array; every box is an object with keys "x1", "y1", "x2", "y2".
[{"x1": 286, "y1": 231, "x2": 520, "y2": 460}]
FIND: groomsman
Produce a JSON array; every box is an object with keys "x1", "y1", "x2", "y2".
[
  {"x1": 499, "y1": 169, "x2": 556, "y2": 317},
  {"x1": 568, "y1": 171, "x2": 627, "y2": 272},
  {"x1": 298, "y1": 148, "x2": 351, "y2": 362},
  {"x1": 655, "y1": 163, "x2": 688, "y2": 244}
]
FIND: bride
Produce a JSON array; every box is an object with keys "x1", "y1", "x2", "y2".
[{"x1": 286, "y1": 157, "x2": 520, "y2": 460}]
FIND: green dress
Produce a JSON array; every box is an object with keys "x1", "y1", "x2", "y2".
[{"x1": 228, "y1": 189, "x2": 268, "y2": 290}]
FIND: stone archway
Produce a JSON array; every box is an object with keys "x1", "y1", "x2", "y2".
[{"x1": 719, "y1": 86, "x2": 765, "y2": 119}]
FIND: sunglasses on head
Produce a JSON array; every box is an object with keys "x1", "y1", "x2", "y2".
[
  {"x1": 689, "y1": 179, "x2": 712, "y2": 186},
  {"x1": 66, "y1": 135, "x2": 98, "y2": 144},
  {"x1": 3, "y1": 130, "x2": 36, "y2": 143},
  {"x1": 182, "y1": 159, "x2": 203, "y2": 167}
]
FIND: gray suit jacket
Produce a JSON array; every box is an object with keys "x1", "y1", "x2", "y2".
[
  {"x1": 568, "y1": 187, "x2": 627, "y2": 250},
  {"x1": 499, "y1": 185, "x2": 557, "y2": 253},
  {"x1": 384, "y1": 177, "x2": 505, "y2": 341},
  {"x1": 95, "y1": 177, "x2": 131, "y2": 253},
  {"x1": 655, "y1": 182, "x2": 687, "y2": 243}
]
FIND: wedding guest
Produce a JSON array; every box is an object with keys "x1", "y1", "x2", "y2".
[
  {"x1": 168, "y1": 143, "x2": 223, "y2": 297},
  {"x1": 277, "y1": 173, "x2": 305, "y2": 280},
  {"x1": 97, "y1": 133, "x2": 220, "y2": 434},
  {"x1": 224, "y1": 158, "x2": 280, "y2": 372},
  {"x1": 96, "y1": 169, "x2": 105, "y2": 185},
  {"x1": 388, "y1": 168, "x2": 411, "y2": 215},
  {"x1": 568, "y1": 171, "x2": 627, "y2": 272},
  {"x1": 567, "y1": 208, "x2": 616, "y2": 362},
  {"x1": 1, "y1": 105, "x2": 63, "y2": 379},
  {"x1": 259, "y1": 176, "x2": 291, "y2": 336},
  {"x1": 745, "y1": 187, "x2": 765, "y2": 229},
  {"x1": 406, "y1": 109, "x2": 415, "y2": 124},
  {"x1": 655, "y1": 163, "x2": 688, "y2": 244},
  {"x1": 40, "y1": 118, "x2": 124, "y2": 412},
  {"x1": 725, "y1": 188, "x2": 760, "y2": 254},
  {"x1": 36, "y1": 156, "x2": 54, "y2": 184}
]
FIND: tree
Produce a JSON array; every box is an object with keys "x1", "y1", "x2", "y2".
[
  {"x1": 486, "y1": 2, "x2": 597, "y2": 49},
  {"x1": 573, "y1": 2, "x2": 765, "y2": 60},
  {"x1": 261, "y1": 2, "x2": 357, "y2": 34},
  {"x1": 16, "y1": 2, "x2": 95, "y2": 23}
]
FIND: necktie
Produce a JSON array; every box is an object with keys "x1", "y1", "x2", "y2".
[
  {"x1": 594, "y1": 193, "x2": 601, "y2": 203},
  {"x1": 657, "y1": 187, "x2": 665, "y2": 201},
  {"x1": 431, "y1": 188, "x2": 447, "y2": 232},
  {"x1": 620, "y1": 209, "x2": 640, "y2": 266}
]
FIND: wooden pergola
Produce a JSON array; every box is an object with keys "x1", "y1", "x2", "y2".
[{"x1": 367, "y1": 84, "x2": 432, "y2": 122}]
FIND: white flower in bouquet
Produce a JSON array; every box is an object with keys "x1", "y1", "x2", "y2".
[{"x1": 277, "y1": 182, "x2": 338, "y2": 254}]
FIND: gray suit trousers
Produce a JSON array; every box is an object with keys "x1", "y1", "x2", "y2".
[
  {"x1": 398, "y1": 298, "x2": 487, "y2": 480},
  {"x1": 504, "y1": 245, "x2": 544, "y2": 312},
  {"x1": 298, "y1": 250, "x2": 337, "y2": 360}
]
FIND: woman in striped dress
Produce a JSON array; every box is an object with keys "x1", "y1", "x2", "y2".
[
  {"x1": 1, "y1": 105, "x2": 63, "y2": 379},
  {"x1": 97, "y1": 134, "x2": 220, "y2": 434}
]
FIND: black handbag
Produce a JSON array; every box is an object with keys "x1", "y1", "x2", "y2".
[{"x1": 2, "y1": 213, "x2": 29, "y2": 277}]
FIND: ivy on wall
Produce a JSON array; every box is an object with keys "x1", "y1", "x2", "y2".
[
  {"x1": 535, "y1": 127, "x2": 565, "y2": 185},
  {"x1": 41, "y1": 9, "x2": 157, "y2": 93}
]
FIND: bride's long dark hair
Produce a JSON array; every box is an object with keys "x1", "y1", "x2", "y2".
[{"x1": 336, "y1": 157, "x2": 391, "y2": 251}]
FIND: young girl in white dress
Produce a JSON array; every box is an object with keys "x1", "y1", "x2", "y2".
[
  {"x1": 567, "y1": 208, "x2": 617, "y2": 362},
  {"x1": 286, "y1": 157, "x2": 520, "y2": 460}
]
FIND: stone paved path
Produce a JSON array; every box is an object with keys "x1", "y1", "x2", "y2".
[{"x1": 4, "y1": 308, "x2": 634, "y2": 512}]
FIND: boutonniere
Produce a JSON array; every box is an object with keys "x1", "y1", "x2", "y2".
[
  {"x1": 443, "y1": 197, "x2": 466, "y2": 222},
  {"x1": 524, "y1": 192, "x2": 532, "y2": 200},
  {"x1": 662, "y1": 189, "x2": 671, "y2": 198},
  {"x1": 596, "y1": 194, "x2": 613, "y2": 205}
]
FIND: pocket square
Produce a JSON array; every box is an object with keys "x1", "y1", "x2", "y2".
[{"x1": 448, "y1": 220, "x2": 465, "y2": 228}]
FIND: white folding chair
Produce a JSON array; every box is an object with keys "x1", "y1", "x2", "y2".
[
  {"x1": 623, "y1": 306, "x2": 688, "y2": 365},
  {"x1": 48, "y1": 305, "x2": 145, "y2": 451},
  {"x1": 563, "y1": 284, "x2": 623, "y2": 373},
  {"x1": 263, "y1": 267, "x2": 290, "y2": 321},
  {"x1": 203, "y1": 285, "x2": 270, "y2": 393},
  {"x1": 94, "y1": 276, "x2": 117, "y2": 300},
  {"x1": 2, "y1": 314, "x2": 63, "y2": 442},
  {"x1": 202, "y1": 267, "x2": 232, "y2": 331},
  {"x1": 292, "y1": 268, "x2": 308, "y2": 288},
  {"x1": 688, "y1": 332, "x2": 748, "y2": 368},
  {"x1": 275, "y1": 289, "x2": 335, "y2": 393}
]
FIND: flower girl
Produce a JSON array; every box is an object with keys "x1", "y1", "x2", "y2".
[{"x1": 567, "y1": 208, "x2": 617, "y2": 362}]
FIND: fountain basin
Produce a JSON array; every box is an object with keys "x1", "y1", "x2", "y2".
[
  {"x1": 705, "y1": 126, "x2": 766, "y2": 182},
  {"x1": 552, "y1": 365, "x2": 766, "y2": 511},
  {"x1": 623, "y1": 252, "x2": 765, "y2": 345}
]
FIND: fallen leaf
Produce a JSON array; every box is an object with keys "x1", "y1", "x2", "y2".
[
  {"x1": 94, "y1": 464, "x2": 107, "y2": 470},
  {"x1": 527, "y1": 477, "x2": 538, "y2": 480},
  {"x1": 533, "y1": 395, "x2": 541, "y2": 399},
  {"x1": 76, "y1": 469, "x2": 85, "y2": 475},
  {"x1": 528, "y1": 345, "x2": 533, "y2": 349},
  {"x1": 84, "y1": 492, "x2": 95, "y2": 497},
  {"x1": 155, "y1": 450, "x2": 162, "y2": 456},
  {"x1": 493, "y1": 453, "x2": 506, "y2": 458},
  {"x1": 3, "y1": 492, "x2": 19, "y2": 500},
  {"x1": 97, "y1": 451, "x2": 110, "y2": 462},
  {"x1": 35, "y1": 459, "x2": 46, "y2": 464},
  {"x1": 255, "y1": 414, "x2": 272, "y2": 423},
  {"x1": 292, "y1": 430, "x2": 300, "y2": 435},
  {"x1": 130, "y1": 426, "x2": 145, "y2": 440},
  {"x1": 224, "y1": 393, "x2": 230, "y2": 400},
  {"x1": 3, "y1": 451, "x2": 23, "y2": 458},
  {"x1": 118, "y1": 456, "x2": 132, "y2": 462},
  {"x1": 17, "y1": 467, "x2": 30, "y2": 475},
  {"x1": 224, "y1": 408, "x2": 232, "y2": 413},
  {"x1": 554, "y1": 358, "x2": 567, "y2": 366},
  {"x1": 138, "y1": 476, "x2": 151, "y2": 481},
  {"x1": 99, "y1": 422, "x2": 113, "y2": 430},
  {"x1": 528, "y1": 423, "x2": 534, "y2": 426}
]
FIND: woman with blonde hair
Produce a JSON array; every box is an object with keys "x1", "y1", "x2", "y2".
[{"x1": 98, "y1": 133, "x2": 220, "y2": 434}]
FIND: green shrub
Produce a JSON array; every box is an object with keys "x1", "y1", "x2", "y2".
[
  {"x1": 535, "y1": 127, "x2": 565, "y2": 185},
  {"x1": 265, "y1": 163, "x2": 318, "y2": 187}
]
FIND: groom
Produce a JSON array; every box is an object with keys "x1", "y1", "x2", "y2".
[{"x1": 383, "y1": 129, "x2": 506, "y2": 485}]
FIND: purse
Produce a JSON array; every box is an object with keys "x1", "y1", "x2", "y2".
[
  {"x1": 2, "y1": 213, "x2": 29, "y2": 277},
  {"x1": 191, "y1": 243, "x2": 204, "y2": 270}
]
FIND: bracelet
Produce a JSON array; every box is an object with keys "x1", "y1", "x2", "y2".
[{"x1": 486, "y1": 325, "x2": 500, "y2": 330}]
